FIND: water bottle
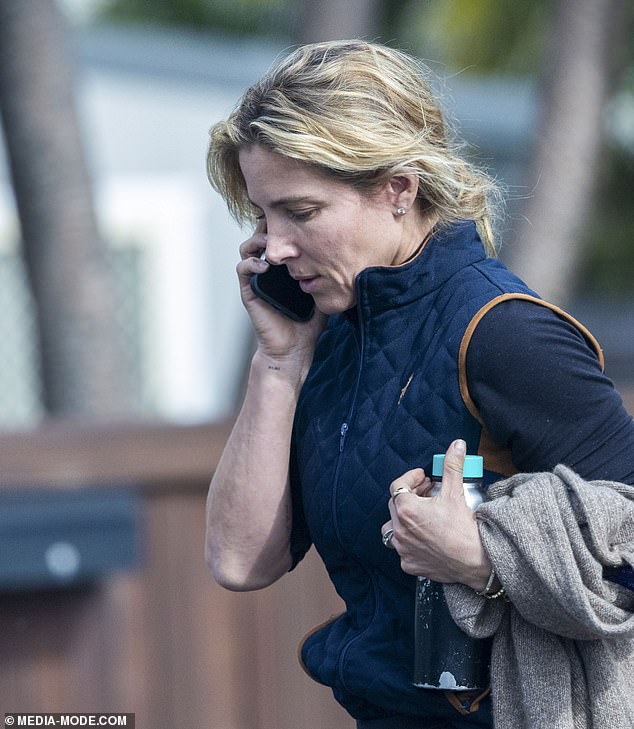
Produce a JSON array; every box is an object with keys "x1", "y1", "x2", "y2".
[{"x1": 413, "y1": 454, "x2": 492, "y2": 690}]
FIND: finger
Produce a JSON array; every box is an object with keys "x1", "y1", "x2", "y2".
[
  {"x1": 412, "y1": 475, "x2": 433, "y2": 497},
  {"x1": 438, "y1": 439, "x2": 467, "y2": 499},
  {"x1": 389, "y1": 468, "x2": 426, "y2": 498},
  {"x1": 381, "y1": 521, "x2": 395, "y2": 549},
  {"x1": 387, "y1": 494, "x2": 400, "y2": 525},
  {"x1": 239, "y1": 233, "x2": 268, "y2": 260},
  {"x1": 236, "y1": 256, "x2": 269, "y2": 280},
  {"x1": 391, "y1": 485, "x2": 413, "y2": 506}
]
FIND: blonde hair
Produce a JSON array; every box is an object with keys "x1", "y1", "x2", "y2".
[{"x1": 207, "y1": 40, "x2": 500, "y2": 255}]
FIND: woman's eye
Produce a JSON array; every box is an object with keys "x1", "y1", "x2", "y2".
[{"x1": 288, "y1": 209, "x2": 316, "y2": 221}]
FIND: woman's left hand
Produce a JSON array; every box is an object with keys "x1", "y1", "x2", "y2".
[{"x1": 381, "y1": 439, "x2": 491, "y2": 591}]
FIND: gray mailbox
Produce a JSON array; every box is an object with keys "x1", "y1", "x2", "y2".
[{"x1": 0, "y1": 486, "x2": 141, "y2": 591}]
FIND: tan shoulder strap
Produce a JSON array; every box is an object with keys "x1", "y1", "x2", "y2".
[
  {"x1": 459, "y1": 293, "x2": 604, "y2": 426},
  {"x1": 458, "y1": 293, "x2": 604, "y2": 477}
]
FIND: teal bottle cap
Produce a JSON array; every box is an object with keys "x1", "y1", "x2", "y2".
[{"x1": 432, "y1": 454, "x2": 483, "y2": 478}]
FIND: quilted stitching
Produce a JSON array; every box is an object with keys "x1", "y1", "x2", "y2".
[{"x1": 292, "y1": 221, "x2": 536, "y2": 720}]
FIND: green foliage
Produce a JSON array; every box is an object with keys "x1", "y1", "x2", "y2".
[
  {"x1": 99, "y1": 0, "x2": 293, "y2": 38},
  {"x1": 96, "y1": 0, "x2": 633, "y2": 298},
  {"x1": 97, "y1": 0, "x2": 551, "y2": 69},
  {"x1": 581, "y1": 144, "x2": 634, "y2": 298},
  {"x1": 395, "y1": 0, "x2": 549, "y2": 74},
  {"x1": 580, "y1": 66, "x2": 634, "y2": 298},
  {"x1": 98, "y1": 0, "x2": 551, "y2": 72}
]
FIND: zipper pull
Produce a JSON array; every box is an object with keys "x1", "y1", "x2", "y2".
[{"x1": 339, "y1": 422, "x2": 349, "y2": 452}]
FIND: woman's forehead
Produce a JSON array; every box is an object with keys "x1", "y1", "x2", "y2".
[{"x1": 239, "y1": 145, "x2": 347, "y2": 206}]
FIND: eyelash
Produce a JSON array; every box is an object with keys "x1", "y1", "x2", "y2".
[
  {"x1": 255, "y1": 210, "x2": 316, "y2": 222},
  {"x1": 287, "y1": 209, "x2": 315, "y2": 221}
]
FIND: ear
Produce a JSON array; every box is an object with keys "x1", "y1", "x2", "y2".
[{"x1": 385, "y1": 173, "x2": 419, "y2": 213}]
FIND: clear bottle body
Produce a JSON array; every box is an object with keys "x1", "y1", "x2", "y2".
[{"x1": 413, "y1": 473, "x2": 491, "y2": 690}]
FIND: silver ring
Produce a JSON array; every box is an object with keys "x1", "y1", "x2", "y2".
[
  {"x1": 391, "y1": 486, "x2": 411, "y2": 505},
  {"x1": 381, "y1": 528, "x2": 394, "y2": 548}
]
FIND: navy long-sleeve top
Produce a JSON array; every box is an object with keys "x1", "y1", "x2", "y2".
[{"x1": 467, "y1": 299, "x2": 634, "y2": 484}]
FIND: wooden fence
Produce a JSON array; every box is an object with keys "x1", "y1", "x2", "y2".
[
  {"x1": 1, "y1": 386, "x2": 632, "y2": 728},
  {"x1": 0, "y1": 420, "x2": 352, "y2": 729}
]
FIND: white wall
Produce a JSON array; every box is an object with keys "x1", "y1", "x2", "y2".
[{"x1": 81, "y1": 64, "x2": 252, "y2": 422}]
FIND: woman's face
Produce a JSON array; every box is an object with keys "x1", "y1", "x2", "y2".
[{"x1": 238, "y1": 144, "x2": 425, "y2": 314}]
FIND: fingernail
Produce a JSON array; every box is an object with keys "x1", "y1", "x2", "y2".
[
  {"x1": 256, "y1": 259, "x2": 269, "y2": 270},
  {"x1": 454, "y1": 439, "x2": 466, "y2": 455}
]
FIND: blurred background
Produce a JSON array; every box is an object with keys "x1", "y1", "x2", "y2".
[{"x1": 0, "y1": 1, "x2": 632, "y2": 727}]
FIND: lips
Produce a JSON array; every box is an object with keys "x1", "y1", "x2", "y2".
[{"x1": 297, "y1": 276, "x2": 319, "y2": 293}]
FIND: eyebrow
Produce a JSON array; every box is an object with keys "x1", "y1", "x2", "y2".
[{"x1": 249, "y1": 195, "x2": 320, "y2": 209}]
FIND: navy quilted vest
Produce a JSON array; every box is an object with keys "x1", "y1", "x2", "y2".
[{"x1": 292, "y1": 221, "x2": 537, "y2": 722}]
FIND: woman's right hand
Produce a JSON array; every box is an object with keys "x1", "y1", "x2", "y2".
[{"x1": 237, "y1": 221, "x2": 327, "y2": 367}]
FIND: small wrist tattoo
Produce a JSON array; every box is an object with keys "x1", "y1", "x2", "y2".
[{"x1": 268, "y1": 364, "x2": 281, "y2": 371}]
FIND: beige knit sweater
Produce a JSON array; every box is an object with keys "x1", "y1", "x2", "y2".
[{"x1": 444, "y1": 465, "x2": 634, "y2": 729}]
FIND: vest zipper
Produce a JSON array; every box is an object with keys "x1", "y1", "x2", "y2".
[
  {"x1": 331, "y1": 297, "x2": 364, "y2": 545},
  {"x1": 339, "y1": 422, "x2": 349, "y2": 452},
  {"x1": 330, "y1": 291, "x2": 378, "y2": 688}
]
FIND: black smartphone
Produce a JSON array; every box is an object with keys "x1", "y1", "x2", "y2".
[{"x1": 250, "y1": 264, "x2": 315, "y2": 322}]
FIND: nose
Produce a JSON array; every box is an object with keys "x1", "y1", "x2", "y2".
[{"x1": 263, "y1": 228, "x2": 299, "y2": 266}]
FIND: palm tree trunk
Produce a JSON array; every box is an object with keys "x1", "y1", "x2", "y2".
[
  {"x1": 509, "y1": 0, "x2": 619, "y2": 304},
  {"x1": 0, "y1": 0, "x2": 133, "y2": 418}
]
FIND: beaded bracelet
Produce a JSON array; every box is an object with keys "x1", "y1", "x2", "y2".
[
  {"x1": 482, "y1": 585, "x2": 506, "y2": 600},
  {"x1": 475, "y1": 569, "x2": 506, "y2": 600}
]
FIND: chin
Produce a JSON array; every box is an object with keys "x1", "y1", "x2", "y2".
[{"x1": 314, "y1": 293, "x2": 355, "y2": 316}]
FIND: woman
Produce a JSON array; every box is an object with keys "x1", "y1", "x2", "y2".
[{"x1": 205, "y1": 40, "x2": 634, "y2": 728}]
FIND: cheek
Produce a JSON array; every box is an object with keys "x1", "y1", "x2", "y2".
[
  {"x1": 309, "y1": 212, "x2": 377, "y2": 274},
  {"x1": 344, "y1": 214, "x2": 388, "y2": 255},
  {"x1": 308, "y1": 232, "x2": 342, "y2": 265}
]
